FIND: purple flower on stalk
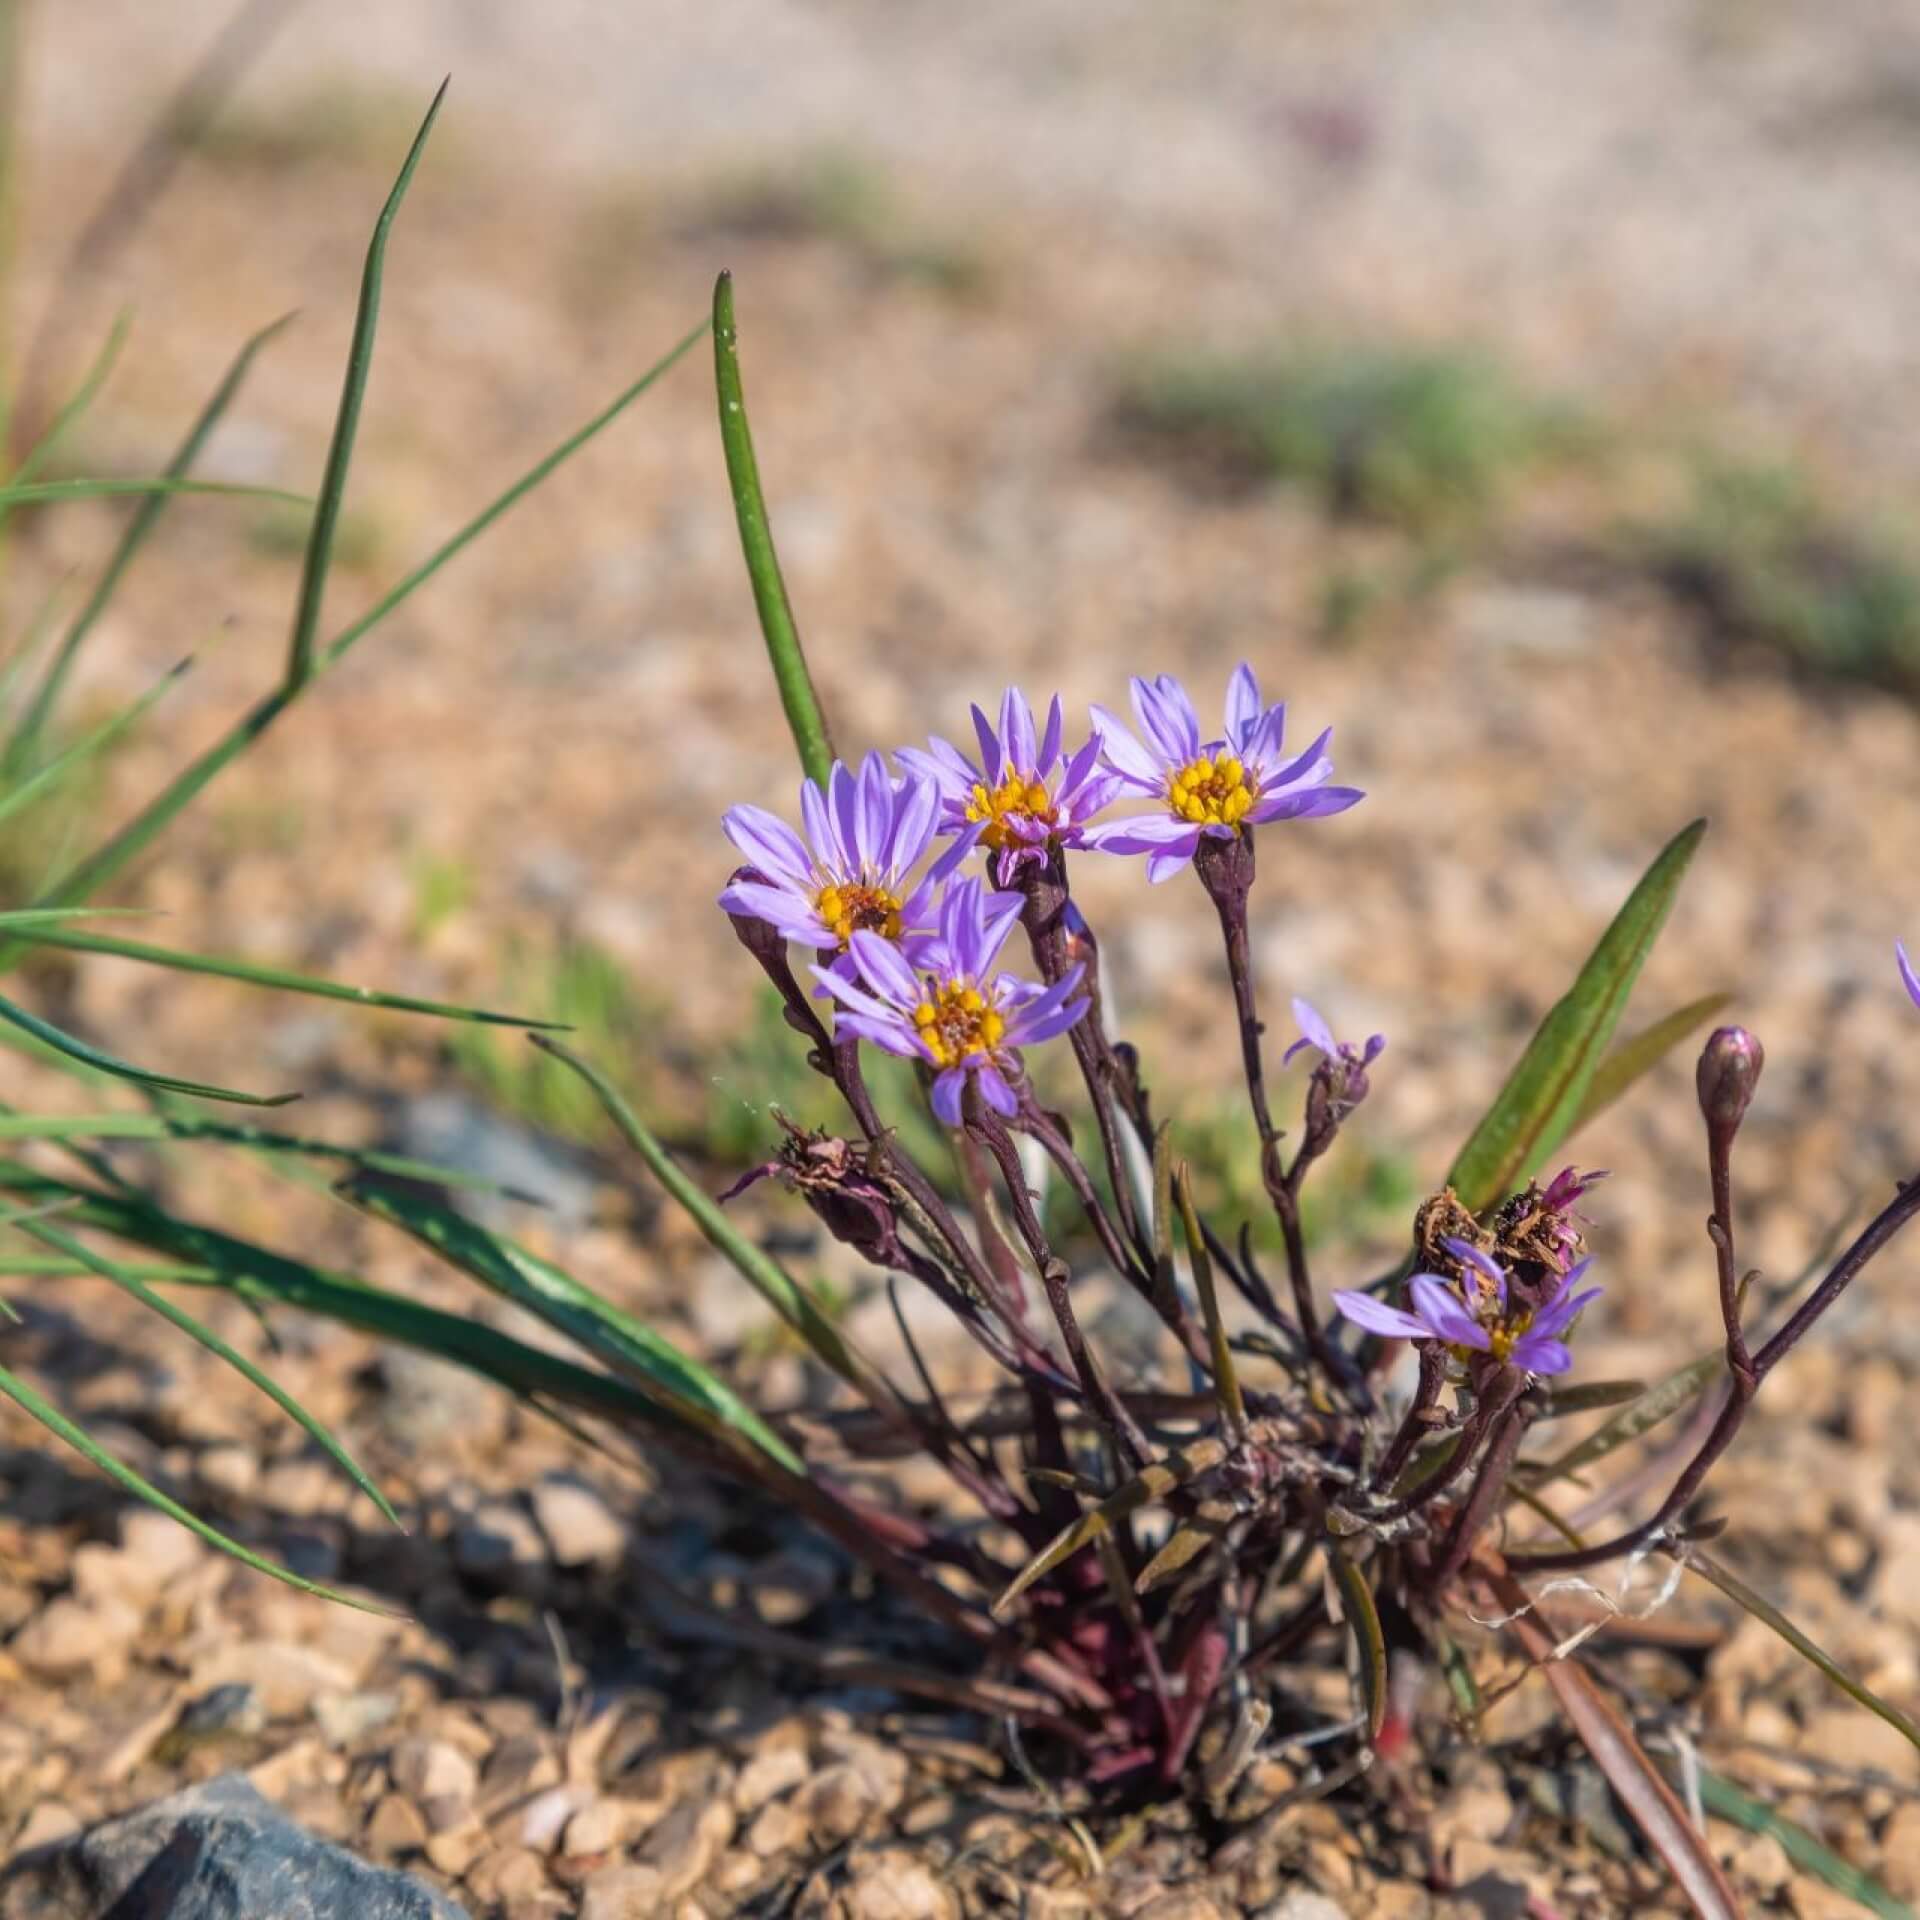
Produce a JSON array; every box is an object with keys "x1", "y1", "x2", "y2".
[
  {"x1": 717, "y1": 754, "x2": 972, "y2": 965},
  {"x1": 1331, "y1": 1238, "x2": 1601, "y2": 1377},
  {"x1": 1900, "y1": 941, "x2": 1920, "y2": 1010},
  {"x1": 897, "y1": 688, "x2": 1121, "y2": 885},
  {"x1": 1078, "y1": 664, "x2": 1363, "y2": 883},
  {"x1": 1282, "y1": 997, "x2": 1386, "y2": 1070},
  {"x1": 811, "y1": 876, "x2": 1090, "y2": 1124}
]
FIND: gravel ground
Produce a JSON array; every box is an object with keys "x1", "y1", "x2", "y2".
[{"x1": 4, "y1": 4, "x2": 1920, "y2": 1915}]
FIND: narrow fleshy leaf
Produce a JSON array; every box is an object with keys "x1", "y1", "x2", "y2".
[
  {"x1": 339, "y1": 1175, "x2": 803, "y2": 1474},
  {"x1": 0, "y1": 661, "x2": 190, "y2": 829},
  {"x1": 20, "y1": 1217, "x2": 399, "y2": 1528},
  {"x1": 1536, "y1": 1378, "x2": 1651, "y2": 1420},
  {"x1": 1516, "y1": 1348, "x2": 1722, "y2": 1493},
  {"x1": 0, "y1": 1353, "x2": 387, "y2": 1610},
  {"x1": 0, "y1": 990, "x2": 296, "y2": 1106},
  {"x1": 713, "y1": 271, "x2": 835, "y2": 788},
  {"x1": 1490, "y1": 1572, "x2": 1742, "y2": 1920},
  {"x1": 1135, "y1": 1510, "x2": 1229, "y2": 1595},
  {"x1": 12, "y1": 313, "x2": 294, "y2": 760},
  {"x1": 1447, "y1": 820, "x2": 1707, "y2": 1212},
  {"x1": 526, "y1": 1035, "x2": 878, "y2": 1399},
  {"x1": 1687, "y1": 1549, "x2": 1920, "y2": 1757},
  {"x1": 10, "y1": 925, "x2": 561, "y2": 1027},
  {"x1": 285, "y1": 80, "x2": 447, "y2": 690},
  {"x1": 1175, "y1": 1159, "x2": 1244, "y2": 1436},
  {"x1": 1329, "y1": 1546, "x2": 1389, "y2": 1738},
  {"x1": 1567, "y1": 992, "x2": 1734, "y2": 1138},
  {"x1": 1695, "y1": 1767, "x2": 1911, "y2": 1920}
]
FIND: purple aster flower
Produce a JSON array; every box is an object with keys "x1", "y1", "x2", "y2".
[
  {"x1": 1900, "y1": 941, "x2": 1920, "y2": 1010},
  {"x1": 1077, "y1": 664, "x2": 1364, "y2": 883},
  {"x1": 811, "y1": 875, "x2": 1091, "y2": 1125},
  {"x1": 896, "y1": 688, "x2": 1122, "y2": 886},
  {"x1": 1282, "y1": 997, "x2": 1386, "y2": 1069},
  {"x1": 717, "y1": 753, "x2": 972, "y2": 964},
  {"x1": 1331, "y1": 1239, "x2": 1601, "y2": 1378}
]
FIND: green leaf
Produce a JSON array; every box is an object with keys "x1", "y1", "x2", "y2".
[
  {"x1": 285, "y1": 81, "x2": 446, "y2": 691},
  {"x1": 712, "y1": 271, "x2": 835, "y2": 788},
  {"x1": 1686, "y1": 1549, "x2": 1920, "y2": 1759},
  {"x1": 1696, "y1": 1767, "x2": 1912, "y2": 1920},
  {"x1": 11, "y1": 313, "x2": 294, "y2": 763},
  {"x1": 1447, "y1": 819, "x2": 1706, "y2": 1213},
  {"x1": 9, "y1": 923, "x2": 561, "y2": 1027},
  {"x1": 0, "y1": 312, "x2": 132, "y2": 544},
  {"x1": 1568, "y1": 992, "x2": 1733, "y2": 1139},
  {"x1": 1329, "y1": 1545, "x2": 1388, "y2": 1738},
  {"x1": 0, "y1": 1351, "x2": 388, "y2": 1610},
  {"x1": 18, "y1": 1217, "x2": 398, "y2": 1528},
  {"x1": 0, "y1": 477, "x2": 310, "y2": 507},
  {"x1": 339, "y1": 1175, "x2": 803, "y2": 1474},
  {"x1": 994, "y1": 1455, "x2": 1193, "y2": 1617},
  {"x1": 1515, "y1": 1348, "x2": 1722, "y2": 1493},
  {"x1": 0, "y1": 990, "x2": 296, "y2": 1106},
  {"x1": 0, "y1": 660, "x2": 190, "y2": 829},
  {"x1": 526, "y1": 1035, "x2": 876, "y2": 1398}
]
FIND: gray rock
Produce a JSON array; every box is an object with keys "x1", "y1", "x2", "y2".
[
  {"x1": 394, "y1": 1091, "x2": 599, "y2": 1231},
  {"x1": 1, "y1": 1774, "x2": 470, "y2": 1919}
]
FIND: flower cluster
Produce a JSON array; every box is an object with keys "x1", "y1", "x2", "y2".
[{"x1": 719, "y1": 665, "x2": 1361, "y2": 1117}]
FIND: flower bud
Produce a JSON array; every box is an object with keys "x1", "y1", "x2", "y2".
[
  {"x1": 722, "y1": 865, "x2": 790, "y2": 969},
  {"x1": 1696, "y1": 1025, "x2": 1764, "y2": 1135}
]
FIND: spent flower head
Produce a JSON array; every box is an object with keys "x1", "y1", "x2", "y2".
[
  {"x1": 812, "y1": 875, "x2": 1089, "y2": 1124},
  {"x1": 1332, "y1": 1238, "x2": 1601, "y2": 1377},
  {"x1": 898, "y1": 687, "x2": 1121, "y2": 886},
  {"x1": 718, "y1": 753, "x2": 972, "y2": 966},
  {"x1": 1079, "y1": 663, "x2": 1363, "y2": 882}
]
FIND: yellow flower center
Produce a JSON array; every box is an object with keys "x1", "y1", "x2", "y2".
[
  {"x1": 964, "y1": 771, "x2": 1057, "y2": 851},
  {"x1": 911, "y1": 980, "x2": 1007, "y2": 1070},
  {"x1": 815, "y1": 882, "x2": 903, "y2": 946},
  {"x1": 1167, "y1": 751, "x2": 1255, "y2": 827}
]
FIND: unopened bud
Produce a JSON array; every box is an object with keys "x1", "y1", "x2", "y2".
[
  {"x1": 722, "y1": 865, "x2": 789, "y2": 968},
  {"x1": 1696, "y1": 1025, "x2": 1764, "y2": 1134}
]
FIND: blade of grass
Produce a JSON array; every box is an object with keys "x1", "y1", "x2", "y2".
[
  {"x1": 11, "y1": 313, "x2": 295, "y2": 763},
  {"x1": 1568, "y1": 992, "x2": 1734, "y2": 1138},
  {"x1": 0, "y1": 660, "x2": 190, "y2": 829},
  {"x1": 18, "y1": 1216, "x2": 398, "y2": 1526},
  {"x1": 0, "y1": 1352, "x2": 388, "y2": 1609},
  {"x1": 0, "y1": 990, "x2": 296, "y2": 1105},
  {"x1": 339, "y1": 1175, "x2": 803, "y2": 1473},
  {"x1": 0, "y1": 311, "x2": 132, "y2": 546},
  {"x1": 713, "y1": 271, "x2": 834, "y2": 786},
  {"x1": 285, "y1": 80, "x2": 447, "y2": 691},
  {"x1": 1447, "y1": 820, "x2": 1706, "y2": 1213},
  {"x1": 1685, "y1": 1548, "x2": 1920, "y2": 1757},
  {"x1": 527, "y1": 1033, "x2": 871, "y2": 1394},
  {"x1": 9, "y1": 923, "x2": 562, "y2": 1027},
  {"x1": 0, "y1": 477, "x2": 310, "y2": 508},
  {"x1": 1694, "y1": 1767, "x2": 1913, "y2": 1920}
]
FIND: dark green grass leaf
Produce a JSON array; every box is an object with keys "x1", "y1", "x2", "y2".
[
  {"x1": 340, "y1": 1176, "x2": 803, "y2": 1473},
  {"x1": 0, "y1": 312, "x2": 132, "y2": 540},
  {"x1": 9, "y1": 923, "x2": 561, "y2": 1027},
  {"x1": 284, "y1": 80, "x2": 447, "y2": 690},
  {"x1": 713, "y1": 271, "x2": 834, "y2": 787},
  {"x1": 20, "y1": 1217, "x2": 398, "y2": 1527},
  {"x1": 1447, "y1": 820, "x2": 1706, "y2": 1213},
  {"x1": 1695, "y1": 1767, "x2": 1912, "y2": 1920},
  {"x1": 0, "y1": 991, "x2": 296, "y2": 1106}
]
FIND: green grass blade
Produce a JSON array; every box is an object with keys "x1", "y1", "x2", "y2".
[
  {"x1": 12, "y1": 314, "x2": 294, "y2": 762},
  {"x1": 0, "y1": 1256, "x2": 213, "y2": 1282},
  {"x1": 8, "y1": 923, "x2": 561, "y2": 1027},
  {"x1": 1446, "y1": 819, "x2": 1706, "y2": 1212},
  {"x1": 0, "y1": 660, "x2": 189, "y2": 828},
  {"x1": 321, "y1": 318, "x2": 708, "y2": 672},
  {"x1": 18, "y1": 1216, "x2": 399, "y2": 1527},
  {"x1": 0, "y1": 1348, "x2": 388, "y2": 1609},
  {"x1": 1695, "y1": 1767, "x2": 1913, "y2": 1920},
  {"x1": 528, "y1": 1033, "x2": 868, "y2": 1392},
  {"x1": 340, "y1": 1174, "x2": 803, "y2": 1473},
  {"x1": 712, "y1": 271, "x2": 834, "y2": 787},
  {"x1": 0, "y1": 477, "x2": 309, "y2": 508},
  {"x1": 0, "y1": 908, "x2": 158, "y2": 927},
  {"x1": 0, "y1": 989, "x2": 296, "y2": 1106},
  {"x1": 285, "y1": 81, "x2": 447, "y2": 691},
  {"x1": 0, "y1": 311, "x2": 131, "y2": 533},
  {"x1": 1568, "y1": 991, "x2": 1734, "y2": 1139},
  {"x1": 1687, "y1": 1550, "x2": 1920, "y2": 1758}
]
